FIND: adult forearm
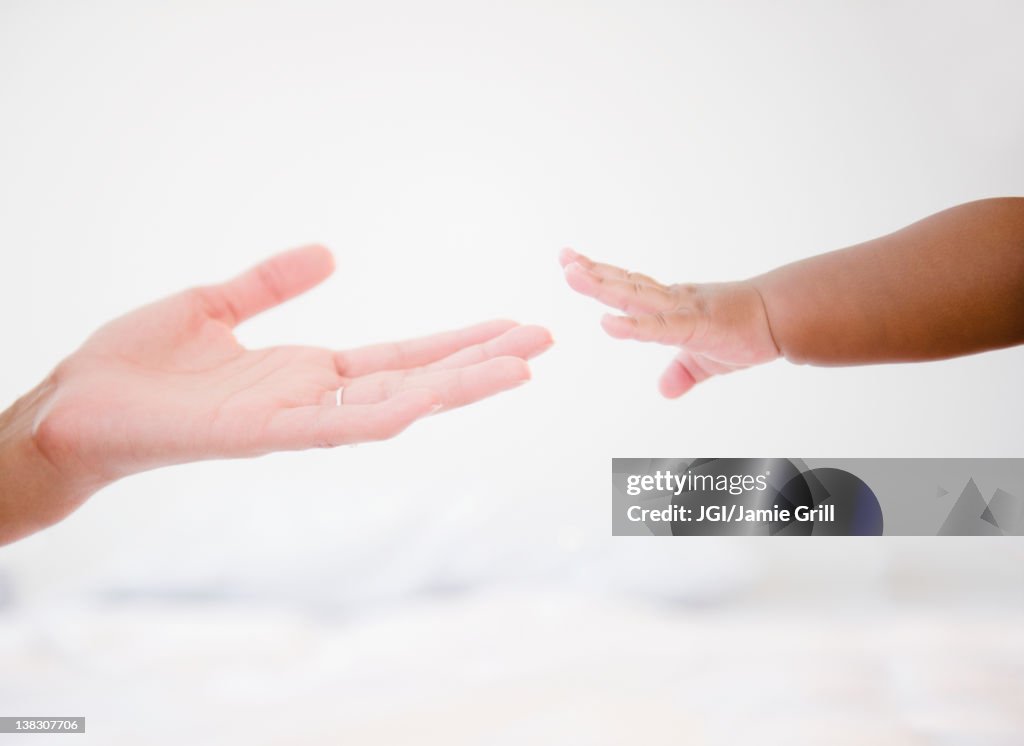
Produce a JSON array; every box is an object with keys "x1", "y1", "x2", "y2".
[
  {"x1": 0, "y1": 379, "x2": 102, "y2": 545},
  {"x1": 752, "y1": 198, "x2": 1024, "y2": 365}
]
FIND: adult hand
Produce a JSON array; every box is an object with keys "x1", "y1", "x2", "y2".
[
  {"x1": 560, "y1": 248, "x2": 779, "y2": 398},
  {"x1": 0, "y1": 245, "x2": 551, "y2": 543}
]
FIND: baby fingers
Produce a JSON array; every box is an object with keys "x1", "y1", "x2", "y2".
[
  {"x1": 564, "y1": 261, "x2": 679, "y2": 315},
  {"x1": 558, "y1": 248, "x2": 663, "y2": 288},
  {"x1": 600, "y1": 311, "x2": 699, "y2": 346}
]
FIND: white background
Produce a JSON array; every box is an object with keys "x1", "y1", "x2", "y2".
[{"x1": 1, "y1": 0, "x2": 1023, "y2": 619}]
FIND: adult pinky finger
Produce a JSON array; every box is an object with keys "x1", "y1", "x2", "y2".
[
  {"x1": 263, "y1": 389, "x2": 441, "y2": 451},
  {"x1": 600, "y1": 311, "x2": 698, "y2": 346}
]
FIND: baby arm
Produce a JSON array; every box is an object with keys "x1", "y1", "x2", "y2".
[
  {"x1": 756, "y1": 198, "x2": 1024, "y2": 364},
  {"x1": 561, "y1": 198, "x2": 1024, "y2": 396}
]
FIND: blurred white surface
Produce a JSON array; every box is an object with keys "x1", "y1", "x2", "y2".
[{"x1": 2, "y1": 592, "x2": 1023, "y2": 745}]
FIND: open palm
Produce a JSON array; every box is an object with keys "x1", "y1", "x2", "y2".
[
  {"x1": 38, "y1": 245, "x2": 551, "y2": 483},
  {"x1": 559, "y1": 248, "x2": 779, "y2": 398}
]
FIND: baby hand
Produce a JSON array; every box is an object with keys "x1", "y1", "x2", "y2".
[{"x1": 560, "y1": 248, "x2": 780, "y2": 398}]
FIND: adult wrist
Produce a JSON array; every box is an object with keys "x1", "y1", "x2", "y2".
[{"x1": 0, "y1": 376, "x2": 105, "y2": 544}]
